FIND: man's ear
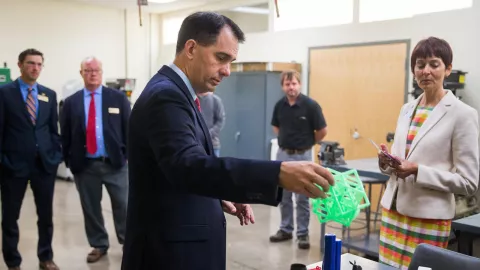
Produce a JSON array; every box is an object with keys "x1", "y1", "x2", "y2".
[{"x1": 184, "y1": 39, "x2": 197, "y2": 60}]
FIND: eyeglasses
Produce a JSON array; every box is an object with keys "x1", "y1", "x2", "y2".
[{"x1": 82, "y1": 69, "x2": 102, "y2": 74}]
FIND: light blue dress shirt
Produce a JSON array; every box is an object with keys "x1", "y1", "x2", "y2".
[
  {"x1": 169, "y1": 63, "x2": 197, "y2": 100},
  {"x1": 18, "y1": 78, "x2": 39, "y2": 116},
  {"x1": 84, "y1": 86, "x2": 107, "y2": 158}
]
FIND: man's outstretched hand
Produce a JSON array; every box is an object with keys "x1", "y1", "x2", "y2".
[
  {"x1": 222, "y1": 201, "x2": 255, "y2": 226},
  {"x1": 279, "y1": 161, "x2": 335, "y2": 199}
]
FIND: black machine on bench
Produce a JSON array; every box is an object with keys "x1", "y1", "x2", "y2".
[{"x1": 318, "y1": 141, "x2": 347, "y2": 166}]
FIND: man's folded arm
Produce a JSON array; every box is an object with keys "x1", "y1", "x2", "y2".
[{"x1": 147, "y1": 89, "x2": 283, "y2": 206}]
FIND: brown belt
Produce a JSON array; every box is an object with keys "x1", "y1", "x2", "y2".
[{"x1": 282, "y1": 148, "x2": 308, "y2": 155}]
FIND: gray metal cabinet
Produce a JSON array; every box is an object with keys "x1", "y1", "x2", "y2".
[{"x1": 215, "y1": 72, "x2": 284, "y2": 160}]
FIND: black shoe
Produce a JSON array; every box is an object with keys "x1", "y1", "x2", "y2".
[
  {"x1": 298, "y1": 235, "x2": 310, "y2": 249},
  {"x1": 269, "y1": 230, "x2": 293, "y2": 242}
]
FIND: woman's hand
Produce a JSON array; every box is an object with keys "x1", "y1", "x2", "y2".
[
  {"x1": 378, "y1": 144, "x2": 398, "y2": 169},
  {"x1": 377, "y1": 144, "x2": 418, "y2": 178},
  {"x1": 391, "y1": 159, "x2": 419, "y2": 179},
  {"x1": 378, "y1": 143, "x2": 402, "y2": 170}
]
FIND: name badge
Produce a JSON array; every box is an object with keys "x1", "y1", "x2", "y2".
[
  {"x1": 108, "y1": 107, "x2": 120, "y2": 114},
  {"x1": 38, "y1": 95, "x2": 49, "y2": 102}
]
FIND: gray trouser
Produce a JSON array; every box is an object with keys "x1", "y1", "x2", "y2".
[
  {"x1": 74, "y1": 160, "x2": 128, "y2": 251},
  {"x1": 277, "y1": 148, "x2": 312, "y2": 237}
]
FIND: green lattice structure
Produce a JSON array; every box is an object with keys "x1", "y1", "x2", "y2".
[{"x1": 311, "y1": 168, "x2": 370, "y2": 227}]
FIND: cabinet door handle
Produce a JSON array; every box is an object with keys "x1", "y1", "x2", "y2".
[{"x1": 235, "y1": 131, "x2": 241, "y2": 141}]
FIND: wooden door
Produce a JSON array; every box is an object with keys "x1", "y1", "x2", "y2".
[
  {"x1": 309, "y1": 42, "x2": 408, "y2": 160},
  {"x1": 308, "y1": 41, "x2": 409, "y2": 216}
]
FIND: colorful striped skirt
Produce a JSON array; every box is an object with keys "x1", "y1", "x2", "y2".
[{"x1": 379, "y1": 207, "x2": 451, "y2": 269}]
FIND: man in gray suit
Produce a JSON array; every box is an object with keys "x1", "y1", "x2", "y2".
[
  {"x1": 197, "y1": 92, "x2": 225, "y2": 157},
  {"x1": 60, "y1": 57, "x2": 130, "y2": 263}
]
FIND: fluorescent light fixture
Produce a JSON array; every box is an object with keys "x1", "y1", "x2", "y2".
[
  {"x1": 230, "y1": 6, "x2": 269, "y2": 15},
  {"x1": 149, "y1": 0, "x2": 178, "y2": 3}
]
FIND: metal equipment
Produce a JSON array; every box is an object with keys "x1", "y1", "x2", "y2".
[
  {"x1": 0, "y1": 62, "x2": 12, "y2": 86},
  {"x1": 455, "y1": 196, "x2": 478, "y2": 219},
  {"x1": 106, "y1": 78, "x2": 136, "y2": 103},
  {"x1": 318, "y1": 141, "x2": 347, "y2": 166},
  {"x1": 386, "y1": 132, "x2": 395, "y2": 143}
]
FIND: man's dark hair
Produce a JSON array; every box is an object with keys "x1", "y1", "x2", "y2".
[
  {"x1": 18, "y1": 48, "x2": 44, "y2": 63},
  {"x1": 175, "y1": 12, "x2": 246, "y2": 54},
  {"x1": 280, "y1": 70, "x2": 301, "y2": 85}
]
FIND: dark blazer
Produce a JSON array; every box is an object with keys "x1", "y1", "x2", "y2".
[
  {"x1": 121, "y1": 66, "x2": 283, "y2": 270},
  {"x1": 60, "y1": 86, "x2": 131, "y2": 174},
  {"x1": 0, "y1": 79, "x2": 62, "y2": 178}
]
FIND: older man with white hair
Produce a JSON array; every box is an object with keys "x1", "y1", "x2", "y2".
[{"x1": 60, "y1": 57, "x2": 131, "y2": 263}]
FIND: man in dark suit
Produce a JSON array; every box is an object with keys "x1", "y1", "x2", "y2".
[
  {"x1": 121, "y1": 12, "x2": 335, "y2": 270},
  {"x1": 0, "y1": 49, "x2": 62, "y2": 270},
  {"x1": 60, "y1": 57, "x2": 130, "y2": 263}
]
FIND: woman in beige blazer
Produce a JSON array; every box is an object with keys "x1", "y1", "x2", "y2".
[{"x1": 377, "y1": 37, "x2": 479, "y2": 270}]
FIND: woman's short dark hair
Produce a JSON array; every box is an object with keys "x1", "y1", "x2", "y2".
[
  {"x1": 175, "y1": 12, "x2": 245, "y2": 55},
  {"x1": 410, "y1": 37, "x2": 453, "y2": 73}
]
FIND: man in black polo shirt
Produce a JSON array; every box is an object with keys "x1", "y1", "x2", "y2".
[{"x1": 269, "y1": 70, "x2": 327, "y2": 249}]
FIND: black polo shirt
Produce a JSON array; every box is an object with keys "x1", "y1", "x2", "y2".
[{"x1": 271, "y1": 94, "x2": 327, "y2": 150}]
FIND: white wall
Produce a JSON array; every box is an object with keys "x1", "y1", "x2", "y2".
[
  {"x1": 0, "y1": 0, "x2": 159, "y2": 102},
  {"x1": 157, "y1": 2, "x2": 480, "y2": 112},
  {"x1": 219, "y1": 11, "x2": 268, "y2": 34},
  {"x1": 125, "y1": 8, "x2": 162, "y2": 103}
]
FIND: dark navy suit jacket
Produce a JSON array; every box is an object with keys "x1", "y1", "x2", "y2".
[
  {"x1": 121, "y1": 66, "x2": 283, "y2": 270},
  {"x1": 60, "y1": 86, "x2": 131, "y2": 174},
  {"x1": 0, "y1": 79, "x2": 62, "y2": 178}
]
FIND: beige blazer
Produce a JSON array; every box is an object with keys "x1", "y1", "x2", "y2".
[{"x1": 380, "y1": 90, "x2": 479, "y2": 220}]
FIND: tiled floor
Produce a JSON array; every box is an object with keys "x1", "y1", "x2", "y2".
[{"x1": 1, "y1": 180, "x2": 479, "y2": 269}]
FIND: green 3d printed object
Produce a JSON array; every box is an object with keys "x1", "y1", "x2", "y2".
[{"x1": 311, "y1": 168, "x2": 370, "y2": 227}]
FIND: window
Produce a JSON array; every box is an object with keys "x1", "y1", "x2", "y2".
[
  {"x1": 162, "y1": 16, "x2": 184, "y2": 45},
  {"x1": 273, "y1": 0, "x2": 354, "y2": 32},
  {"x1": 359, "y1": 0, "x2": 473, "y2": 23},
  {"x1": 359, "y1": 0, "x2": 411, "y2": 22},
  {"x1": 415, "y1": 0, "x2": 473, "y2": 15}
]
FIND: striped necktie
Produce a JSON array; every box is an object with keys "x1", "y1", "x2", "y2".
[{"x1": 26, "y1": 88, "x2": 36, "y2": 125}]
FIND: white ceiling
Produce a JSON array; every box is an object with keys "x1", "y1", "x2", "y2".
[{"x1": 56, "y1": 0, "x2": 269, "y2": 14}]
